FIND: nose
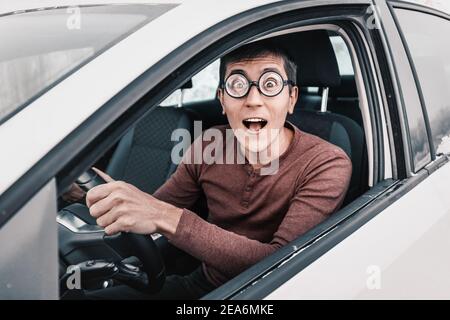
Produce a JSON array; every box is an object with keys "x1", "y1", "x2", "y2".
[{"x1": 245, "y1": 84, "x2": 264, "y2": 108}]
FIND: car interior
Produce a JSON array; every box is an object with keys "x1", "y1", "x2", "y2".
[{"x1": 57, "y1": 28, "x2": 370, "y2": 299}]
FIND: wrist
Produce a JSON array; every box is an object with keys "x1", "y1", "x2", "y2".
[{"x1": 156, "y1": 205, "x2": 183, "y2": 238}]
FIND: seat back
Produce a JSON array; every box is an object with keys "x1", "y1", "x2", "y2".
[{"x1": 107, "y1": 106, "x2": 193, "y2": 194}]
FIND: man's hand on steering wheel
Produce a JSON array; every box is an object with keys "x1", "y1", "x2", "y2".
[{"x1": 85, "y1": 168, "x2": 183, "y2": 238}]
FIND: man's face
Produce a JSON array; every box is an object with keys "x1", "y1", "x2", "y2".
[{"x1": 218, "y1": 54, "x2": 298, "y2": 153}]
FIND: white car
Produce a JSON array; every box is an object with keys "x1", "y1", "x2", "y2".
[{"x1": 0, "y1": 0, "x2": 449, "y2": 299}]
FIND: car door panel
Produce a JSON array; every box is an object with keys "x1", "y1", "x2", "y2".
[
  {"x1": 266, "y1": 160, "x2": 450, "y2": 299},
  {"x1": 0, "y1": 179, "x2": 58, "y2": 299}
]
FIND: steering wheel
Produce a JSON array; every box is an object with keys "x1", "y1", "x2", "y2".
[{"x1": 66, "y1": 168, "x2": 166, "y2": 294}]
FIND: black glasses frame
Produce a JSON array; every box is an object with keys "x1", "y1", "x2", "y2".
[{"x1": 220, "y1": 71, "x2": 295, "y2": 98}]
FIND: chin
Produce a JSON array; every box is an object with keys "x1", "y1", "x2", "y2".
[
  {"x1": 238, "y1": 130, "x2": 276, "y2": 154},
  {"x1": 232, "y1": 124, "x2": 282, "y2": 152}
]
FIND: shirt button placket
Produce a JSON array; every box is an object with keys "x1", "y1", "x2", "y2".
[{"x1": 242, "y1": 169, "x2": 255, "y2": 208}]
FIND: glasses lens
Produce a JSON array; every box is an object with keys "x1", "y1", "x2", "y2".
[
  {"x1": 260, "y1": 71, "x2": 283, "y2": 96},
  {"x1": 225, "y1": 74, "x2": 248, "y2": 97}
]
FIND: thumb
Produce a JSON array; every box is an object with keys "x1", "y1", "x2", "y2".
[{"x1": 92, "y1": 167, "x2": 115, "y2": 183}]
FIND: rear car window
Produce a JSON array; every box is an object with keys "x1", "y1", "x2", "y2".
[
  {"x1": 0, "y1": 4, "x2": 177, "y2": 124},
  {"x1": 330, "y1": 36, "x2": 354, "y2": 76},
  {"x1": 395, "y1": 8, "x2": 450, "y2": 155},
  {"x1": 160, "y1": 59, "x2": 220, "y2": 106}
]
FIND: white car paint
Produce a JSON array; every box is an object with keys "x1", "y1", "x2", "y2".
[
  {"x1": 0, "y1": 179, "x2": 58, "y2": 299},
  {"x1": 266, "y1": 160, "x2": 450, "y2": 299}
]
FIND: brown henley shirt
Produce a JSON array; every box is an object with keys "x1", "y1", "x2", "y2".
[{"x1": 153, "y1": 122, "x2": 352, "y2": 287}]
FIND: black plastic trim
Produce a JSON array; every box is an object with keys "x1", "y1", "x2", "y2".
[
  {"x1": 345, "y1": 20, "x2": 383, "y2": 183},
  {"x1": 373, "y1": 0, "x2": 411, "y2": 178}
]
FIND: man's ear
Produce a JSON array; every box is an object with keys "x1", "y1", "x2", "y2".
[
  {"x1": 288, "y1": 86, "x2": 299, "y2": 114},
  {"x1": 217, "y1": 89, "x2": 226, "y2": 115}
]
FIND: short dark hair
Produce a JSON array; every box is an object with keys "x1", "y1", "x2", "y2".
[{"x1": 219, "y1": 40, "x2": 297, "y2": 87}]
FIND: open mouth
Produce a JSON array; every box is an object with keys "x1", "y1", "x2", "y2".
[{"x1": 242, "y1": 117, "x2": 268, "y2": 132}]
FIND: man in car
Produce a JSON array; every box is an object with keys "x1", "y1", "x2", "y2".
[{"x1": 82, "y1": 40, "x2": 352, "y2": 299}]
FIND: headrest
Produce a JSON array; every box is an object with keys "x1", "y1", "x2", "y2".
[
  {"x1": 327, "y1": 75, "x2": 357, "y2": 97},
  {"x1": 273, "y1": 30, "x2": 341, "y2": 88}
]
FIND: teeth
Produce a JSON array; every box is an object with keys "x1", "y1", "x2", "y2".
[
  {"x1": 245, "y1": 118, "x2": 265, "y2": 122},
  {"x1": 242, "y1": 117, "x2": 268, "y2": 131}
]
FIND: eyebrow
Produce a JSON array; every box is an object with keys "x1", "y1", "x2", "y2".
[
  {"x1": 262, "y1": 67, "x2": 283, "y2": 74},
  {"x1": 227, "y1": 67, "x2": 284, "y2": 79},
  {"x1": 228, "y1": 69, "x2": 248, "y2": 78}
]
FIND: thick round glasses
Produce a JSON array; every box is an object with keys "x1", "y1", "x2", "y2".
[{"x1": 222, "y1": 71, "x2": 295, "y2": 98}]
